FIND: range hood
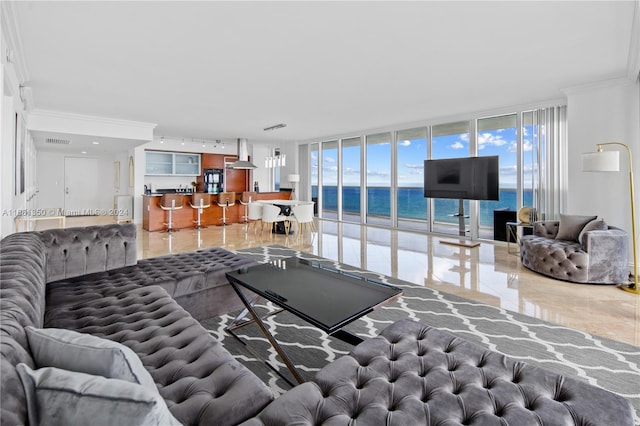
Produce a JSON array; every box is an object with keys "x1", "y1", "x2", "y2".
[{"x1": 229, "y1": 138, "x2": 257, "y2": 169}]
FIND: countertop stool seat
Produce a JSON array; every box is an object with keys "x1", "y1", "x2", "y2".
[
  {"x1": 239, "y1": 191, "x2": 258, "y2": 223},
  {"x1": 217, "y1": 192, "x2": 236, "y2": 226},
  {"x1": 160, "y1": 194, "x2": 184, "y2": 232},
  {"x1": 190, "y1": 193, "x2": 211, "y2": 229}
]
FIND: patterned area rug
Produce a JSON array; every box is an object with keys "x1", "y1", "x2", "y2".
[{"x1": 200, "y1": 245, "x2": 640, "y2": 424}]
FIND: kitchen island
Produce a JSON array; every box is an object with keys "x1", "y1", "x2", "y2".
[{"x1": 143, "y1": 192, "x2": 290, "y2": 231}]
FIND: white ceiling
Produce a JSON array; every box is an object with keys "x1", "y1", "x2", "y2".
[{"x1": 12, "y1": 1, "x2": 638, "y2": 148}]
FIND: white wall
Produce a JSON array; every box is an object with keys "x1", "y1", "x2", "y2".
[
  {"x1": 1, "y1": 26, "x2": 34, "y2": 237},
  {"x1": 565, "y1": 78, "x2": 640, "y2": 267},
  {"x1": 36, "y1": 150, "x2": 120, "y2": 213},
  {"x1": 251, "y1": 145, "x2": 273, "y2": 192}
]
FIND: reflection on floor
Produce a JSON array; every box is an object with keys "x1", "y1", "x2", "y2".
[{"x1": 37, "y1": 216, "x2": 640, "y2": 346}]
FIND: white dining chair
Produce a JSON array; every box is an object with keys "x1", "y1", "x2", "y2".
[
  {"x1": 291, "y1": 202, "x2": 316, "y2": 236},
  {"x1": 261, "y1": 204, "x2": 291, "y2": 235},
  {"x1": 246, "y1": 202, "x2": 263, "y2": 232}
]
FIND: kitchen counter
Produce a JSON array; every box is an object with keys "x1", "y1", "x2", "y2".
[{"x1": 142, "y1": 192, "x2": 290, "y2": 231}]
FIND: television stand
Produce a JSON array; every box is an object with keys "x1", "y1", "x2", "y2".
[{"x1": 440, "y1": 199, "x2": 480, "y2": 248}]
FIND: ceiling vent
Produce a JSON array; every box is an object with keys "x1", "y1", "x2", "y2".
[{"x1": 46, "y1": 137, "x2": 71, "y2": 145}]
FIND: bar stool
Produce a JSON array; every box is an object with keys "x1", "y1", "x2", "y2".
[
  {"x1": 190, "y1": 193, "x2": 211, "y2": 229},
  {"x1": 160, "y1": 194, "x2": 184, "y2": 232},
  {"x1": 239, "y1": 191, "x2": 257, "y2": 223},
  {"x1": 217, "y1": 192, "x2": 236, "y2": 226}
]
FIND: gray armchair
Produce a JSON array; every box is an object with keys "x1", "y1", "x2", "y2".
[{"x1": 520, "y1": 220, "x2": 629, "y2": 284}]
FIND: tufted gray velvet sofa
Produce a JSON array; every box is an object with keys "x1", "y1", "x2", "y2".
[
  {"x1": 0, "y1": 223, "x2": 274, "y2": 426},
  {"x1": 520, "y1": 220, "x2": 629, "y2": 284},
  {"x1": 243, "y1": 319, "x2": 634, "y2": 425},
  {"x1": 2, "y1": 223, "x2": 634, "y2": 425}
]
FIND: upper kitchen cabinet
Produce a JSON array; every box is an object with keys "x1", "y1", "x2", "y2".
[
  {"x1": 174, "y1": 153, "x2": 201, "y2": 175},
  {"x1": 145, "y1": 151, "x2": 201, "y2": 176}
]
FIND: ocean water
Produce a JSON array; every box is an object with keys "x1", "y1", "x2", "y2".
[{"x1": 313, "y1": 186, "x2": 533, "y2": 227}]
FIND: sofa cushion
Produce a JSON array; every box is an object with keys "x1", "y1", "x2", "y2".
[
  {"x1": 16, "y1": 364, "x2": 180, "y2": 426},
  {"x1": 25, "y1": 327, "x2": 156, "y2": 391},
  {"x1": 45, "y1": 247, "x2": 257, "y2": 320},
  {"x1": 556, "y1": 214, "x2": 597, "y2": 242},
  {"x1": 44, "y1": 283, "x2": 274, "y2": 425}
]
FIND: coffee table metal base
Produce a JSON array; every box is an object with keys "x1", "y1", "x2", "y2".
[{"x1": 225, "y1": 283, "x2": 364, "y2": 386}]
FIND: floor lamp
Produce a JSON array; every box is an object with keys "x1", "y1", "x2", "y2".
[
  {"x1": 582, "y1": 142, "x2": 639, "y2": 294},
  {"x1": 288, "y1": 174, "x2": 300, "y2": 200}
]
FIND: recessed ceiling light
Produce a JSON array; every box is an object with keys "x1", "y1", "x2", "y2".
[
  {"x1": 81, "y1": 151, "x2": 87, "y2": 154},
  {"x1": 92, "y1": 141, "x2": 99, "y2": 145}
]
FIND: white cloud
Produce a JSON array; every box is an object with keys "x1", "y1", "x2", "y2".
[
  {"x1": 367, "y1": 170, "x2": 390, "y2": 178},
  {"x1": 450, "y1": 141, "x2": 464, "y2": 149},
  {"x1": 405, "y1": 163, "x2": 424, "y2": 169},
  {"x1": 478, "y1": 132, "x2": 508, "y2": 149},
  {"x1": 399, "y1": 140, "x2": 411, "y2": 147},
  {"x1": 325, "y1": 156, "x2": 336, "y2": 163}
]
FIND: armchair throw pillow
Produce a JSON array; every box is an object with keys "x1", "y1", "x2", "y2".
[
  {"x1": 556, "y1": 214, "x2": 597, "y2": 242},
  {"x1": 578, "y1": 219, "x2": 608, "y2": 246}
]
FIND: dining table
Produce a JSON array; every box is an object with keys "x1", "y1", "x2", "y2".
[{"x1": 256, "y1": 200, "x2": 314, "y2": 233}]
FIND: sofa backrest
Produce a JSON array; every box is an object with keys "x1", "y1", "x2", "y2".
[
  {"x1": 36, "y1": 223, "x2": 137, "y2": 283},
  {"x1": 533, "y1": 220, "x2": 559, "y2": 238},
  {"x1": 0, "y1": 232, "x2": 48, "y2": 425}
]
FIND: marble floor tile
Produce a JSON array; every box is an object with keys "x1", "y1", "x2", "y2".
[{"x1": 37, "y1": 216, "x2": 640, "y2": 346}]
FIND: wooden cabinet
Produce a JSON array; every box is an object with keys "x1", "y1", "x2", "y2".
[{"x1": 201, "y1": 154, "x2": 225, "y2": 169}]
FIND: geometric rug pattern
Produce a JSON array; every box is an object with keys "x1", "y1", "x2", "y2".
[{"x1": 200, "y1": 245, "x2": 640, "y2": 425}]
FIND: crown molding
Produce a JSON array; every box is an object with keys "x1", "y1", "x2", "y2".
[
  {"x1": 29, "y1": 109, "x2": 157, "y2": 131},
  {"x1": 1, "y1": 1, "x2": 30, "y2": 84},
  {"x1": 561, "y1": 76, "x2": 634, "y2": 96}
]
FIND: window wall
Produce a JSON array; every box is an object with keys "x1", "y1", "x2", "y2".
[
  {"x1": 366, "y1": 132, "x2": 392, "y2": 227},
  {"x1": 476, "y1": 114, "x2": 518, "y2": 238},
  {"x1": 342, "y1": 137, "x2": 362, "y2": 223},
  {"x1": 321, "y1": 140, "x2": 338, "y2": 219},
  {"x1": 396, "y1": 127, "x2": 428, "y2": 231},
  {"x1": 430, "y1": 121, "x2": 470, "y2": 235},
  {"x1": 306, "y1": 105, "x2": 565, "y2": 240},
  {"x1": 310, "y1": 143, "x2": 319, "y2": 207}
]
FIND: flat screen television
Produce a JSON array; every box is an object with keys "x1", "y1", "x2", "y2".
[{"x1": 423, "y1": 156, "x2": 499, "y2": 201}]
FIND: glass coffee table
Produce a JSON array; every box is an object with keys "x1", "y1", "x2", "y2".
[{"x1": 225, "y1": 257, "x2": 403, "y2": 385}]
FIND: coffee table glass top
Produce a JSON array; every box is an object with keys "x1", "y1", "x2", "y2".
[{"x1": 226, "y1": 257, "x2": 403, "y2": 333}]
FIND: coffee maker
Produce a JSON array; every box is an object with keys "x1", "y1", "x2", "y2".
[{"x1": 203, "y1": 169, "x2": 223, "y2": 194}]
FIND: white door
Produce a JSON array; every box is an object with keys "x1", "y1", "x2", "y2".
[{"x1": 65, "y1": 157, "x2": 100, "y2": 215}]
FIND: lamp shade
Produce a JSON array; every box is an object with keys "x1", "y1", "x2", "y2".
[
  {"x1": 287, "y1": 174, "x2": 300, "y2": 183},
  {"x1": 582, "y1": 151, "x2": 620, "y2": 172}
]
